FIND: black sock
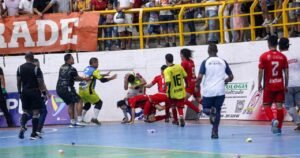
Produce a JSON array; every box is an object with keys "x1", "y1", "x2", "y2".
[
  {"x1": 20, "y1": 114, "x2": 29, "y2": 128},
  {"x1": 32, "y1": 118, "x2": 39, "y2": 134}
]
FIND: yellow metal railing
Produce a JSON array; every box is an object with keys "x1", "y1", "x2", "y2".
[{"x1": 96, "y1": 0, "x2": 300, "y2": 49}]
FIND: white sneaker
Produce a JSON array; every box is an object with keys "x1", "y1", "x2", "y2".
[
  {"x1": 256, "y1": 37, "x2": 262, "y2": 41},
  {"x1": 262, "y1": 19, "x2": 272, "y2": 26},
  {"x1": 272, "y1": 17, "x2": 279, "y2": 24},
  {"x1": 197, "y1": 13, "x2": 203, "y2": 18}
]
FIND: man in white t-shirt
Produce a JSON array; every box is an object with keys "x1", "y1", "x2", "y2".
[
  {"x1": 117, "y1": 0, "x2": 134, "y2": 50},
  {"x1": 19, "y1": 0, "x2": 33, "y2": 15},
  {"x1": 196, "y1": 43, "x2": 234, "y2": 139},
  {"x1": 4, "y1": 0, "x2": 20, "y2": 16},
  {"x1": 279, "y1": 37, "x2": 300, "y2": 130},
  {"x1": 202, "y1": 0, "x2": 219, "y2": 43}
]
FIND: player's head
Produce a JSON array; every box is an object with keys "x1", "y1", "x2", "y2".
[
  {"x1": 267, "y1": 35, "x2": 278, "y2": 49},
  {"x1": 279, "y1": 37, "x2": 290, "y2": 51},
  {"x1": 89, "y1": 57, "x2": 99, "y2": 68},
  {"x1": 180, "y1": 48, "x2": 193, "y2": 60},
  {"x1": 160, "y1": 65, "x2": 167, "y2": 74},
  {"x1": 165, "y1": 54, "x2": 173, "y2": 65},
  {"x1": 107, "y1": 2, "x2": 113, "y2": 9},
  {"x1": 33, "y1": 58, "x2": 40, "y2": 67},
  {"x1": 25, "y1": 52, "x2": 34, "y2": 62},
  {"x1": 64, "y1": 54, "x2": 74, "y2": 65},
  {"x1": 208, "y1": 43, "x2": 218, "y2": 56},
  {"x1": 127, "y1": 74, "x2": 135, "y2": 84}
]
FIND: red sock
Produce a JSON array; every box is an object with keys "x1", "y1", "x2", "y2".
[
  {"x1": 155, "y1": 115, "x2": 166, "y2": 121},
  {"x1": 264, "y1": 106, "x2": 274, "y2": 121},
  {"x1": 277, "y1": 109, "x2": 284, "y2": 129},
  {"x1": 143, "y1": 101, "x2": 152, "y2": 116},
  {"x1": 172, "y1": 108, "x2": 178, "y2": 122},
  {"x1": 185, "y1": 100, "x2": 200, "y2": 113},
  {"x1": 177, "y1": 107, "x2": 184, "y2": 117}
]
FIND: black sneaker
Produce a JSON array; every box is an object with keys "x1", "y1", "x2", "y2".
[
  {"x1": 294, "y1": 125, "x2": 300, "y2": 131},
  {"x1": 18, "y1": 127, "x2": 27, "y2": 139},
  {"x1": 209, "y1": 107, "x2": 216, "y2": 125},
  {"x1": 91, "y1": 118, "x2": 101, "y2": 125},
  {"x1": 211, "y1": 130, "x2": 219, "y2": 139},
  {"x1": 179, "y1": 117, "x2": 185, "y2": 127},
  {"x1": 30, "y1": 133, "x2": 42, "y2": 140}
]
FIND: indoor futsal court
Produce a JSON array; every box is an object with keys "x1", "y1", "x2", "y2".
[{"x1": 0, "y1": 121, "x2": 299, "y2": 158}]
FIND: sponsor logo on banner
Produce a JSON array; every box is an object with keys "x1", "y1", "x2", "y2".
[
  {"x1": 0, "y1": 90, "x2": 69, "y2": 127},
  {"x1": 0, "y1": 12, "x2": 99, "y2": 54}
]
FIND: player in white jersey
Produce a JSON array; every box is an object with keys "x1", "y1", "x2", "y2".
[{"x1": 279, "y1": 37, "x2": 300, "y2": 130}]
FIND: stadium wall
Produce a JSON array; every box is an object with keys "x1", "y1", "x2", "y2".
[{"x1": 1, "y1": 38, "x2": 299, "y2": 125}]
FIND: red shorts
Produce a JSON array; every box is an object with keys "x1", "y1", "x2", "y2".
[
  {"x1": 149, "y1": 93, "x2": 169, "y2": 104},
  {"x1": 263, "y1": 89, "x2": 285, "y2": 104},
  {"x1": 128, "y1": 95, "x2": 148, "y2": 109},
  {"x1": 170, "y1": 99, "x2": 185, "y2": 108},
  {"x1": 185, "y1": 82, "x2": 201, "y2": 98}
]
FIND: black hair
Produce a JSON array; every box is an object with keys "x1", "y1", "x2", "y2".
[
  {"x1": 127, "y1": 74, "x2": 135, "y2": 83},
  {"x1": 267, "y1": 35, "x2": 278, "y2": 47},
  {"x1": 208, "y1": 43, "x2": 218, "y2": 54},
  {"x1": 89, "y1": 57, "x2": 98, "y2": 65},
  {"x1": 165, "y1": 54, "x2": 174, "y2": 63},
  {"x1": 279, "y1": 37, "x2": 290, "y2": 51},
  {"x1": 64, "y1": 54, "x2": 73, "y2": 62},
  {"x1": 180, "y1": 48, "x2": 192, "y2": 59},
  {"x1": 25, "y1": 52, "x2": 34, "y2": 61},
  {"x1": 161, "y1": 65, "x2": 167, "y2": 71},
  {"x1": 33, "y1": 58, "x2": 39, "y2": 63}
]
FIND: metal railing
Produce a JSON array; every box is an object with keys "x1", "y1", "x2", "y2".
[{"x1": 96, "y1": 0, "x2": 300, "y2": 49}]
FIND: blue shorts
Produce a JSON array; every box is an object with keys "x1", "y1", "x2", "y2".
[
  {"x1": 147, "y1": 25, "x2": 160, "y2": 34},
  {"x1": 159, "y1": 15, "x2": 175, "y2": 30},
  {"x1": 285, "y1": 87, "x2": 300, "y2": 109},
  {"x1": 202, "y1": 95, "x2": 225, "y2": 109}
]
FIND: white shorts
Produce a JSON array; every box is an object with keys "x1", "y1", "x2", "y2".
[{"x1": 118, "y1": 14, "x2": 133, "y2": 33}]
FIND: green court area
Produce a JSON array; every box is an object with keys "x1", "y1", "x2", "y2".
[{"x1": 0, "y1": 145, "x2": 282, "y2": 158}]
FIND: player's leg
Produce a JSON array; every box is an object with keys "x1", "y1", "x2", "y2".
[
  {"x1": 30, "y1": 89, "x2": 43, "y2": 139},
  {"x1": 19, "y1": 91, "x2": 32, "y2": 139},
  {"x1": 176, "y1": 99, "x2": 186, "y2": 127},
  {"x1": 294, "y1": 87, "x2": 300, "y2": 130},
  {"x1": 285, "y1": 87, "x2": 300, "y2": 130},
  {"x1": 274, "y1": 90, "x2": 285, "y2": 134},
  {"x1": 0, "y1": 96, "x2": 13, "y2": 127},
  {"x1": 37, "y1": 102, "x2": 48, "y2": 134},
  {"x1": 117, "y1": 99, "x2": 130, "y2": 123},
  {"x1": 91, "y1": 100, "x2": 103, "y2": 125},
  {"x1": 263, "y1": 89, "x2": 275, "y2": 120},
  {"x1": 82, "y1": 103, "x2": 91, "y2": 122},
  {"x1": 211, "y1": 95, "x2": 225, "y2": 139}
]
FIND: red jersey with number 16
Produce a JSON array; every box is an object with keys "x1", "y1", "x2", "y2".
[
  {"x1": 181, "y1": 59, "x2": 196, "y2": 84},
  {"x1": 259, "y1": 50, "x2": 288, "y2": 91}
]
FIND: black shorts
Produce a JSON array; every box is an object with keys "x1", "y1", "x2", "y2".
[
  {"x1": 21, "y1": 89, "x2": 43, "y2": 111},
  {"x1": 56, "y1": 86, "x2": 80, "y2": 105}
]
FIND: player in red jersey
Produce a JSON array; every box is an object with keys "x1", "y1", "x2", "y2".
[
  {"x1": 258, "y1": 35, "x2": 289, "y2": 134},
  {"x1": 180, "y1": 49, "x2": 202, "y2": 117},
  {"x1": 145, "y1": 65, "x2": 176, "y2": 123}
]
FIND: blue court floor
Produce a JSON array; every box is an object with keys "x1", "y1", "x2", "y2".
[{"x1": 0, "y1": 121, "x2": 299, "y2": 158}]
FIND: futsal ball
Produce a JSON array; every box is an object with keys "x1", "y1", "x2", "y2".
[
  {"x1": 58, "y1": 149, "x2": 64, "y2": 154},
  {"x1": 245, "y1": 137, "x2": 252, "y2": 143},
  {"x1": 114, "y1": 11, "x2": 125, "y2": 24}
]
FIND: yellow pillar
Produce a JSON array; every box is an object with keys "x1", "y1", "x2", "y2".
[{"x1": 178, "y1": 7, "x2": 186, "y2": 46}]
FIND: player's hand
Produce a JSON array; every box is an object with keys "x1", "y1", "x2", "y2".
[
  {"x1": 105, "y1": 71, "x2": 111, "y2": 76},
  {"x1": 111, "y1": 74, "x2": 117, "y2": 80}
]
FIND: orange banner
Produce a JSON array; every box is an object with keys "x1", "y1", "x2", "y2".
[{"x1": 0, "y1": 12, "x2": 99, "y2": 54}]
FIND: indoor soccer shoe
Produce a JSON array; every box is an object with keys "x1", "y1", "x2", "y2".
[
  {"x1": 210, "y1": 107, "x2": 217, "y2": 125},
  {"x1": 18, "y1": 127, "x2": 27, "y2": 139},
  {"x1": 271, "y1": 119, "x2": 279, "y2": 134},
  {"x1": 91, "y1": 118, "x2": 101, "y2": 125},
  {"x1": 179, "y1": 117, "x2": 185, "y2": 127},
  {"x1": 30, "y1": 133, "x2": 42, "y2": 140},
  {"x1": 211, "y1": 130, "x2": 219, "y2": 139}
]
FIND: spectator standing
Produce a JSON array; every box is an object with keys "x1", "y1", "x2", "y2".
[
  {"x1": 4, "y1": 0, "x2": 20, "y2": 16},
  {"x1": 232, "y1": 0, "x2": 247, "y2": 42},
  {"x1": 104, "y1": 2, "x2": 114, "y2": 50},
  {"x1": 144, "y1": 0, "x2": 161, "y2": 48},
  {"x1": 19, "y1": 0, "x2": 33, "y2": 15},
  {"x1": 203, "y1": 0, "x2": 219, "y2": 43},
  {"x1": 75, "y1": 0, "x2": 91, "y2": 12},
  {"x1": 180, "y1": 0, "x2": 197, "y2": 45},
  {"x1": 0, "y1": 1, "x2": 5, "y2": 18},
  {"x1": 0, "y1": 67, "x2": 13, "y2": 127},
  {"x1": 117, "y1": 0, "x2": 134, "y2": 49},
  {"x1": 33, "y1": 0, "x2": 53, "y2": 17},
  {"x1": 43, "y1": 0, "x2": 73, "y2": 13},
  {"x1": 156, "y1": 0, "x2": 176, "y2": 47}
]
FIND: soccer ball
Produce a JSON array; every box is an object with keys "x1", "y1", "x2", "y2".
[{"x1": 114, "y1": 11, "x2": 125, "y2": 24}]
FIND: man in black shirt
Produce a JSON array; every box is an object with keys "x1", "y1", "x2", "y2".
[
  {"x1": 17, "y1": 53, "x2": 48, "y2": 140},
  {"x1": 0, "y1": 67, "x2": 13, "y2": 127},
  {"x1": 33, "y1": 0, "x2": 53, "y2": 17},
  {"x1": 56, "y1": 54, "x2": 89, "y2": 127}
]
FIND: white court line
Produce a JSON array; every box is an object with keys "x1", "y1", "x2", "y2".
[{"x1": 0, "y1": 128, "x2": 58, "y2": 139}]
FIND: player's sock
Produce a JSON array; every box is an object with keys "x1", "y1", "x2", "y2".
[
  {"x1": 172, "y1": 108, "x2": 178, "y2": 122},
  {"x1": 93, "y1": 109, "x2": 100, "y2": 119},
  {"x1": 264, "y1": 106, "x2": 274, "y2": 120},
  {"x1": 213, "y1": 107, "x2": 221, "y2": 132},
  {"x1": 70, "y1": 119, "x2": 76, "y2": 124},
  {"x1": 177, "y1": 107, "x2": 184, "y2": 117},
  {"x1": 77, "y1": 116, "x2": 83, "y2": 122},
  {"x1": 155, "y1": 115, "x2": 166, "y2": 121},
  {"x1": 20, "y1": 113, "x2": 30, "y2": 128},
  {"x1": 122, "y1": 109, "x2": 129, "y2": 121},
  {"x1": 277, "y1": 108, "x2": 284, "y2": 129},
  {"x1": 185, "y1": 100, "x2": 200, "y2": 113},
  {"x1": 82, "y1": 110, "x2": 87, "y2": 120},
  {"x1": 32, "y1": 116, "x2": 39, "y2": 134}
]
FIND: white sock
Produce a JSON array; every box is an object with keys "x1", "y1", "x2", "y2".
[
  {"x1": 71, "y1": 119, "x2": 76, "y2": 124},
  {"x1": 82, "y1": 110, "x2": 87, "y2": 119},
  {"x1": 77, "y1": 116, "x2": 83, "y2": 122},
  {"x1": 93, "y1": 109, "x2": 100, "y2": 119}
]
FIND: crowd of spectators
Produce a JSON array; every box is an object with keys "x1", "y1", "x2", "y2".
[{"x1": 0, "y1": 0, "x2": 299, "y2": 51}]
